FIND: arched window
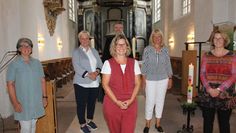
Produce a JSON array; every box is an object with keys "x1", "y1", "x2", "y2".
[
  {"x1": 153, "y1": 0, "x2": 161, "y2": 23},
  {"x1": 182, "y1": 0, "x2": 191, "y2": 15},
  {"x1": 68, "y1": 0, "x2": 76, "y2": 22}
]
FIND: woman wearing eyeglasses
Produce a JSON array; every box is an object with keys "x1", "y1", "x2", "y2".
[
  {"x1": 6, "y1": 38, "x2": 47, "y2": 133},
  {"x1": 199, "y1": 30, "x2": 236, "y2": 133},
  {"x1": 101, "y1": 33, "x2": 141, "y2": 133}
]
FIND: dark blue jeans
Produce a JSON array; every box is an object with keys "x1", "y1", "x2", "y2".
[
  {"x1": 202, "y1": 107, "x2": 232, "y2": 133},
  {"x1": 74, "y1": 84, "x2": 99, "y2": 125}
]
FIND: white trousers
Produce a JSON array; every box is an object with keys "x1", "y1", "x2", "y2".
[
  {"x1": 19, "y1": 119, "x2": 37, "y2": 133},
  {"x1": 145, "y1": 78, "x2": 168, "y2": 120}
]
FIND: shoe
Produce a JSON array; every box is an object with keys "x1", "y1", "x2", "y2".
[
  {"x1": 80, "y1": 125, "x2": 91, "y2": 133},
  {"x1": 143, "y1": 127, "x2": 149, "y2": 133},
  {"x1": 155, "y1": 125, "x2": 164, "y2": 132},
  {"x1": 87, "y1": 121, "x2": 98, "y2": 130}
]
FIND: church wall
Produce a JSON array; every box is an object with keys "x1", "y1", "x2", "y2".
[
  {"x1": 36, "y1": 0, "x2": 72, "y2": 60},
  {"x1": 212, "y1": 0, "x2": 229, "y2": 24},
  {"x1": 0, "y1": 0, "x2": 21, "y2": 118},
  {"x1": 194, "y1": 0, "x2": 213, "y2": 52},
  {"x1": 0, "y1": 0, "x2": 74, "y2": 118},
  {"x1": 229, "y1": 0, "x2": 236, "y2": 24},
  {"x1": 166, "y1": 0, "x2": 195, "y2": 57},
  {"x1": 155, "y1": 0, "x2": 236, "y2": 57}
]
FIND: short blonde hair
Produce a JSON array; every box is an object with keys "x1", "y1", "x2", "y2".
[
  {"x1": 109, "y1": 33, "x2": 131, "y2": 57},
  {"x1": 149, "y1": 29, "x2": 164, "y2": 47},
  {"x1": 210, "y1": 30, "x2": 230, "y2": 47},
  {"x1": 78, "y1": 30, "x2": 90, "y2": 40}
]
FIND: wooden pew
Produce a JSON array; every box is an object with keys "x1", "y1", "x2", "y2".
[
  {"x1": 170, "y1": 57, "x2": 182, "y2": 94},
  {"x1": 36, "y1": 81, "x2": 57, "y2": 133},
  {"x1": 41, "y1": 57, "x2": 74, "y2": 89}
]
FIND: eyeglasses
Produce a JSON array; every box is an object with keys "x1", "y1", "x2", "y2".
[
  {"x1": 213, "y1": 37, "x2": 223, "y2": 41},
  {"x1": 20, "y1": 45, "x2": 32, "y2": 48}
]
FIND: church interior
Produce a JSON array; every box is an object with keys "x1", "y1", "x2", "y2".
[{"x1": 0, "y1": 0, "x2": 236, "y2": 133}]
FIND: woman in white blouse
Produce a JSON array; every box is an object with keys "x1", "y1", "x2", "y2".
[
  {"x1": 101, "y1": 33, "x2": 141, "y2": 133},
  {"x1": 72, "y1": 31, "x2": 103, "y2": 133}
]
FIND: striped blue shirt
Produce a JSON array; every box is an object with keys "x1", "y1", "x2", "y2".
[{"x1": 141, "y1": 45, "x2": 173, "y2": 80}]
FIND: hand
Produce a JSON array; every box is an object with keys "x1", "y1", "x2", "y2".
[
  {"x1": 87, "y1": 72, "x2": 98, "y2": 81},
  {"x1": 43, "y1": 98, "x2": 48, "y2": 108},
  {"x1": 141, "y1": 76, "x2": 146, "y2": 89},
  {"x1": 13, "y1": 101, "x2": 22, "y2": 113},
  {"x1": 167, "y1": 78, "x2": 172, "y2": 89},
  {"x1": 116, "y1": 100, "x2": 128, "y2": 109},
  {"x1": 123, "y1": 99, "x2": 132, "y2": 109},
  {"x1": 207, "y1": 88, "x2": 220, "y2": 97}
]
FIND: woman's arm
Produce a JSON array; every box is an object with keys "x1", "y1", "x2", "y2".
[
  {"x1": 218, "y1": 54, "x2": 236, "y2": 91},
  {"x1": 141, "y1": 75, "x2": 146, "y2": 91},
  {"x1": 124, "y1": 60, "x2": 141, "y2": 107},
  {"x1": 102, "y1": 74, "x2": 126, "y2": 109},
  {"x1": 93, "y1": 48, "x2": 103, "y2": 71},
  {"x1": 7, "y1": 81, "x2": 22, "y2": 112},
  {"x1": 141, "y1": 48, "x2": 148, "y2": 75},
  {"x1": 72, "y1": 50, "x2": 89, "y2": 77},
  {"x1": 41, "y1": 78, "x2": 48, "y2": 107},
  {"x1": 165, "y1": 50, "x2": 173, "y2": 89},
  {"x1": 124, "y1": 74, "x2": 141, "y2": 107},
  {"x1": 200, "y1": 54, "x2": 211, "y2": 90}
]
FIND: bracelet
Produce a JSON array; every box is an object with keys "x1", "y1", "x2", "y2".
[{"x1": 43, "y1": 96, "x2": 48, "y2": 98}]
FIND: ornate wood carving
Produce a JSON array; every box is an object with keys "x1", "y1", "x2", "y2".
[{"x1": 43, "y1": 0, "x2": 65, "y2": 36}]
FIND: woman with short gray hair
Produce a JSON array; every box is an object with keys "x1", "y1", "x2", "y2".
[{"x1": 72, "y1": 30, "x2": 103, "y2": 133}]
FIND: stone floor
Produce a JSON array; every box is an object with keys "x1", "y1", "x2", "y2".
[
  {"x1": 1, "y1": 82, "x2": 236, "y2": 133},
  {"x1": 64, "y1": 89, "x2": 236, "y2": 133}
]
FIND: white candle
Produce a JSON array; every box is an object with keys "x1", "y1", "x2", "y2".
[
  {"x1": 188, "y1": 63, "x2": 194, "y2": 85},
  {"x1": 132, "y1": 37, "x2": 136, "y2": 58},
  {"x1": 90, "y1": 38, "x2": 95, "y2": 48},
  {"x1": 187, "y1": 86, "x2": 193, "y2": 103},
  {"x1": 187, "y1": 63, "x2": 194, "y2": 103}
]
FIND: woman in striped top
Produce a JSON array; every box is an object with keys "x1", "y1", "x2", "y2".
[{"x1": 142, "y1": 29, "x2": 173, "y2": 133}]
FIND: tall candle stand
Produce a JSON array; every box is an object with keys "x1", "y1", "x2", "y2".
[
  {"x1": 177, "y1": 102, "x2": 197, "y2": 133},
  {"x1": 177, "y1": 63, "x2": 197, "y2": 133}
]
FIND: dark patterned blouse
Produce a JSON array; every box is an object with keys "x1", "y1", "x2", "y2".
[{"x1": 199, "y1": 51, "x2": 236, "y2": 109}]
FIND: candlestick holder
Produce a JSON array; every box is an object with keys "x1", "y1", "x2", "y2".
[{"x1": 177, "y1": 102, "x2": 197, "y2": 133}]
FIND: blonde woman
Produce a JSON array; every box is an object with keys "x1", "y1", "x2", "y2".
[
  {"x1": 101, "y1": 33, "x2": 141, "y2": 133},
  {"x1": 142, "y1": 29, "x2": 173, "y2": 133}
]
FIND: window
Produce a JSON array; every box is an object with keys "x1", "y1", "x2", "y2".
[
  {"x1": 182, "y1": 0, "x2": 191, "y2": 15},
  {"x1": 153, "y1": 0, "x2": 161, "y2": 23},
  {"x1": 68, "y1": 0, "x2": 76, "y2": 22}
]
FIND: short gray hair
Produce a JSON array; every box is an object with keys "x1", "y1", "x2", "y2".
[{"x1": 78, "y1": 30, "x2": 90, "y2": 39}]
